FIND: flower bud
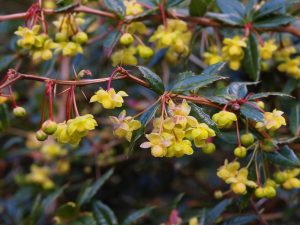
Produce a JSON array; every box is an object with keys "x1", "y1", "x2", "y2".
[
  {"x1": 73, "y1": 31, "x2": 88, "y2": 44},
  {"x1": 36, "y1": 130, "x2": 48, "y2": 141},
  {"x1": 55, "y1": 32, "x2": 68, "y2": 42},
  {"x1": 264, "y1": 186, "x2": 276, "y2": 198},
  {"x1": 257, "y1": 101, "x2": 265, "y2": 109},
  {"x1": 13, "y1": 106, "x2": 26, "y2": 117},
  {"x1": 255, "y1": 187, "x2": 265, "y2": 198},
  {"x1": 120, "y1": 33, "x2": 134, "y2": 45},
  {"x1": 214, "y1": 190, "x2": 223, "y2": 199},
  {"x1": 212, "y1": 111, "x2": 237, "y2": 129},
  {"x1": 231, "y1": 182, "x2": 246, "y2": 194},
  {"x1": 274, "y1": 171, "x2": 288, "y2": 183},
  {"x1": 241, "y1": 133, "x2": 255, "y2": 147},
  {"x1": 234, "y1": 146, "x2": 247, "y2": 158},
  {"x1": 42, "y1": 120, "x2": 58, "y2": 135},
  {"x1": 202, "y1": 143, "x2": 216, "y2": 154}
]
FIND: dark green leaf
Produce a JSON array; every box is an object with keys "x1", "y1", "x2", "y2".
[
  {"x1": 93, "y1": 201, "x2": 118, "y2": 225},
  {"x1": 226, "y1": 82, "x2": 259, "y2": 99},
  {"x1": 216, "y1": 0, "x2": 245, "y2": 17},
  {"x1": 103, "y1": 30, "x2": 121, "y2": 51},
  {"x1": 205, "y1": 199, "x2": 232, "y2": 225},
  {"x1": 172, "y1": 74, "x2": 226, "y2": 93},
  {"x1": 245, "y1": 0, "x2": 257, "y2": 15},
  {"x1": 240, "y1": 103, "x2": 264, "y2": 122},
  {"x1": 54, "y1": 2, "x2": 78, "y2": 12},
  {"x1": 104, "y1": 0, "x2": 125, "y2": 17},
  {"x1": 283, "y1": 77, "x2": 299, "y2": 94},
  {"x1": 189, "y1": 0, "x2": 212, "y2": 16},
  {"x1": 289, "y1": 102, "x2": 300, "y2": 135},
  {"x1": 265, "y1": 145, "x2": 300, "y2": 167},
  {"x1": 243, "y1": 33, "x2": 260, "y2": 81},
  {"x1": 138, "y1": 66, "x2": 165, "y2": 94},
  {"x1": 201, "y1": 62, "x2": 227, "y2": 75},
  {"x1": 189, "y1": 103, "x2": 221, "y2": 135},
  {"x1": 255, "y1": 0, "x2": 286, "y2": 18},
  {"x1": 0, "y1": 104, "x2": 9, "y2": 131},
  {"x1": 129, "y1": 101, "x2": 160, "y2": 152},
  {"x1": 206, "y1": 12, "x2": 243, "y2": 25},
  {"x1": 254, "y1": 15, "x2": 295, "y2": 28},
  {"x1": 248, "y1": 92, "x2": 293, "y2": 100},
  {"x1": 223, "y1": 215, "x2": 257, "y2": 225},
  {"x1": 167, "y1": 0, "x2": 185, "y2": 7},
  {"x1": 56, "y1": 202, "x2": 78, "y2": 219},
  {"x1": 122, "y1": 207, "x2": 154, "y2": 225},
  {"x1": 205, "y1": 96, "x2": 228, "y2": 105},
  {"x1": 78, "y1": 169, "x2": 114, "y2": 206}
]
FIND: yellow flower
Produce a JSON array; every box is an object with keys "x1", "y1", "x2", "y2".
[
  {"x1": 32, "y1": 35, "x2": 57, "y2": 62},
  {"x1": 140, "y1": 132, "x2": 173, "y2": 157},
  {"x1": 255, "y1": 109, "x2": 286, "y2": 131},
  {"x1": 212, "y1": 110, "x2": 237, "y2": 129},
  {"x1": 53, "y1": 14, "x2": 85, "y2": 37},
  {"x1": 128, "y1": 22, "x2": 148, "y2": 35},
  {"x1": 274, "y1": 169, "x2": 300, "y2": 189},
  {"x1": 111, "y1": 47, "x2": 138, "y2": 66},
  {"x1": 277, "y1": 57, "x2": 300, "y2": 79},
  {"x1": 189, "y1": 217, "x2": 198, "y2": 225},
  {"x1": 218, "y1": 162, "x2": 257, "y2": 195},
  {"x1": 90, "y1": 88, "x2": 128, "y2": 109},
  {"x1": 222, "y1": 36, "x2": 246, "y2": 70},
  {"x1": 15, "y1": 25, "x2": 40, "y2": 49},
  {"x1": 260, "y1": 39, "x2": 277, "y2": 60},
  {"x1": 189, "y1": 123, "x2": 216, "y2": 147},
  {"x1": 56, "y1": 41, "x2": 83, "y2": 56},
  {"x1": 25, "y1": 165, "x2": 54, "y2": 189},
  {"x1": 0, "y1": 96, "x2": 8, "y2": 105},
  {"x1": 274, "y1": 46, "x2": 296, "y2": 62},
  {"x1": 166, "y1": 139, "x2": 193, "y2": 157},
  {"x1": 124, "y1": 0, "x2": 144, "y2": 16},
  {"x1": 41, "y1": 143, "x2": 67, "y2": 160},
  {"x1": 56, "y1": 159, "x2": 70, "y2": 175},
  {"x1": 110, "y1": 110, "x2": 141, "y2": 141},
  {"x1": 203, "y1": 45, "x2": 223, "y2": 65}
]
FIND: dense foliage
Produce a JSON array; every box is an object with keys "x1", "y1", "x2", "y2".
[{"x1": 0, "y1": 0, "x2": 300, "y2": 225}]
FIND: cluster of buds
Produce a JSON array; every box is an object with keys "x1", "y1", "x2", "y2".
[
  {"x1": 149, "y1": 19, "x2": 192, "y2": 64},
  {"x1": 274, "y1": 169, "x2": 300, "y2": 190},
  {"x1": 141, "y1": 100, "x2": 216, "y2": 157}
]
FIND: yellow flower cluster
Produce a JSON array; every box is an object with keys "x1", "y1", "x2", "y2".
[
  {"x1": 124, "y1": 0, "x2": 144, "y2": 16},
  {"x1": 212, "y1": 110, "x2": 237, "y2": 129},
  {"x1": 110, "y1": 110, "x2": 141, "y2": 141},
  {"x1": 259, "y1": 39, "x2": 278, "y2": 60},
  {"x1": 222, "y1": 36, "x2": 247, "y2": 70},
  {"x1": 112, "y1": 22, "x2": 153, "y2": 66},
  {"x1": 41, "y1": 143, "x2": 67, "y2": 160},
  {"x1": 53, "y1": 14, "x2": 88, "y2": 56},
  {"x1": 54, "y1": 114, "x2": 97, "y2": 146},
  {"x1": 15, "y1": 25, "x2": 57, "y2": 62},
  {"x1": 217, "y1": 160, "x2": 257, "y2": 195},
  {"x1": 255, "y1": 179, "x2": 277, "y2": 198},
  {"x1": 203, "y1": 45, "x2": 223, "y2": 66},
  {"x1": 25, "y1": 165, "x2": 54, "y2": 189},
  {"x1": 255, "y1": 109, "x2": 286, "y2": 132},
  {"x1": 90, "y1": 88, "x2": 128, "y2": 109},
  {"x1": 274, "y1": 169, "x2": 300, "y2": 190},
  {"x1": 140, "y1": 100, "x2": 215, "y2": 157},
  {"x1": 149, "y1": 19, "x2": 192, "y2": 64}
]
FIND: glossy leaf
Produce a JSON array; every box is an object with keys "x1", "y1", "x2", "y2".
[
  {"x1": 138, "y1": 66, "x2": 165, "y2": 94},
  {"x1": 289, "y1": 102, "x2": 300, "y2": 135},
  {"x1": 243, "y1": 33, "x2": 260, "y2": 81},
  {"x1": 189, "y1": 0, "x2": 213, "y2": 16},
  {"x1": 205, "y1": 199, "x2": 232, "y2": 225},
  {"x1": 104, "y1": 0, "x2": 125, "y2": 17},
  {"x1": 189, "y1": 103, "x2": 220, "y2": 135},
  {"x1": 254, "y1": 15, "x2": 295, "y2": 28},
  {"x1": 226, "y1": 82, "x2": 258, "y2": 99},
  {"x1": 216, "y1": 0, "x2": 245, "y2": 17},
  {"x1": 122, "y1": 206, "x2": 154, "y2": 225},
  {"x1": 93, "y1": 201, "x2": 118, "y2": 225},
  {"x1": 206, "y1": 12, "x2": 243, "y2": 25},
  {"x1": 248, "y1": 92, "x2": 293, "y2": 100},
  {"x1": 240, "y1": 103, "x2": 264, "y2": 122},
  {"x1": 223, "y1": 215, "x2": 257, "y2": 225},
  {"x1": 265, "y1": 145, "x2": 300, "y2": 167},
  {"x1": 255, "y1": 0, "x2": 286, "y2": 18},
  {"x1": 78, "y1": 169, "x2": 114, "y2": 206}
]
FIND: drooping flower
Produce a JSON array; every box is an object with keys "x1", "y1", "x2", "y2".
[
  {"x1": 222, "y1": 36, "x2": 246, "y2": 70},
  {"x1": 255, "y1": 109, "x2": 286, "y2": 131},
  {"x1": 212, "y1": 110, "x2": 237, "y2": 129}
]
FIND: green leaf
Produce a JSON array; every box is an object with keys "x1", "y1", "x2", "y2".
[
  {"x1": 289, "y1": 102, "x2": 300, "y2": 135},
  {"x1": 78, "y1": 169, "x2": 114, "y2": 206},
  {"x1": 104, "y1": 0, "x2": 125, "y2": 17},
  {"x1": 56, "y1": 202, "x2": 78, "y2": 220},
  {"x1": 265, "y1": 145, "x2": 300, "y2": 167},
  {"x1": 172, "y1": 74, "x2": 226, "y2": 93},
  {"x1": 122, "y1": 207, "x2": 155, "y2": 225},
  {"x1": 216, "y1": 0, "x2": 245, "y2": 17},
  {"x1": 254, "y1": 15, "x2": 295, "y2": 28},
  {"x1": 283, "y1": 77, "x2": 299, "y2": 94},
  {"x1": 137, "y1": 66, "x2": 165, "y2": 94},
  {"x1": 206, "y1": 12, "x2": 243, "y2": 25},
  {"x1": 189, "y1": 0, "x2": 212, "y2": 16},
  {"x1": 243, "y1": 33, "x2": 260, "y2": 81},
  {"x1": 93, "y1": 201, "x2": 118, "y2": 225},
  {"x1": 202, "y1": 62, "x2": 227, "y2": 75},
  {"x1": 226, "y1": 82, "x2": 259, "y2": 99},
  {"x1": 55, "y1": 1, "x2": 78, "y2": 12},
  {"x1": 255, "y1": 0, "x2": 286, "y2": 19},
  {"x1": 248, "y1": 92, "x2": 293, "y2": 100},
  {"x1": 69, "y1": 214, "x2": 97, "y2": 225},
  {"x1": 167, "y1": 0, "x2": 185, "y2": 7},
  {"x1": 245, "y1": 0, "x2": 257, "y2": 15},
  {"x1": 129, "y1": 101, "x2": 160, "y2": 152},
  {"x1": 205, "y1": 199, "x2": 232, "y2": 225},
  {"x1": 223, "y1": 215, "x2": 257, "y2": 225},
  {"x1": 103, "y1": 30, "x2": 121, "y2": 51},
  {"x1": 240, "y1": 103, "x2": 264, "y2": 122},
  {"x1": 189, "y1": 103, "x2": 221, "y2": 135}
]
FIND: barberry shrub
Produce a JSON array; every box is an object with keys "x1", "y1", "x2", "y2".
[{"x1": 0, "y1": 0, "x2": 300, "y2": 224}]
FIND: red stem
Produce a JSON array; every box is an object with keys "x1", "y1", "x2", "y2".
[
  {"x1": 236, "y1": 119, "x2": 241, "y2": 147},
  {"x1": 159, "y1": 0, "x2": 167, "y2": 31},
  {"x1": 39, "y1": 88, "x2": 47, "y2": 128},
  {"x1": 8, "y1": 86, "x2": 17, "y2": 108},
  {"x1": 47, "y1": 81, "x2": 54, "y2": 120}
]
